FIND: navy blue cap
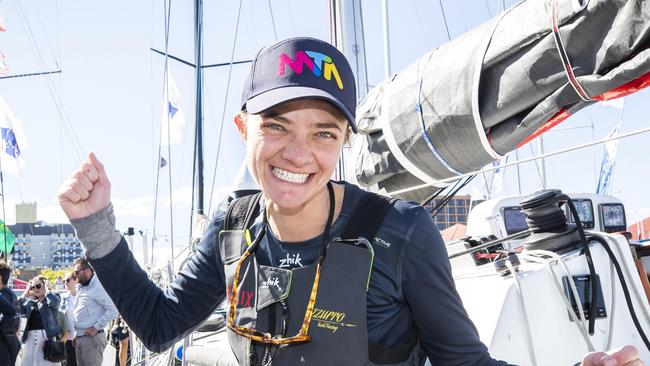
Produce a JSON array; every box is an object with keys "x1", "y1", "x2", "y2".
[{"x1": 241, "y1": 37, "x2": 358, "y2": 132}]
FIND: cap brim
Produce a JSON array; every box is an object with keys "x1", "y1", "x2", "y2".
[{"x1": 245, "y1": 86, "x2": 357, "y2": 133}]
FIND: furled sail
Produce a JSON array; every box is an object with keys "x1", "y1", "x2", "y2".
[{"x1": 352, "y1": 0, "x2": 650, "y2": 202}]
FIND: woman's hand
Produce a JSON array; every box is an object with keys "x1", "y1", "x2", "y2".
[
  {"x1": 58, "y1": 153, "x2": 111, "y2": 220},
  {"x1": 582, "y1": 345, "x2": 643, "y2": 366}
]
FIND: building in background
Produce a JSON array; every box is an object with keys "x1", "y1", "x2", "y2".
[
  {"x1": 427, "y1": 195, "x2": 483, "y2": 231},
  {"x1": 9, "y1": 202, "x2": 82, "y2": 274}
]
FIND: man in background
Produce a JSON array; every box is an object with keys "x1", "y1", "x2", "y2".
[
  {"x1": 62, "y1": 271, "x2": 79, "y2": 366},
  {"x1": 0, "y1": 261, "x2": 20, "y2": 365},
  {"x1": 73, "y1": 257, "x2": 118, "y2": 366}
]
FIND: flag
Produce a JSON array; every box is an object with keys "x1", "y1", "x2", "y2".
[
  {"x1": 596, "y1": 125, "x2": 620, "y2": 195},
  {"x1": 0, "y1": 96, "x2": 27, "y2": 174},
  {"x1": 490, "y1": 153, "x2": 509, "y2": 194},
  {"x1": 0, "y1": 52, "x2": 8, "y2": 76},
  {"x1": 159, "y1": 156, "x2": 168, "y2": 168},
  {"x1": 602, "y1": 97, "x2": 625, "y2": 109},
  {"x1": 160, "y1": 70, "x2": 186, "y2": 145},
  {"x1": 0, "y1": 220, "x2": 15, "y2": 254}
]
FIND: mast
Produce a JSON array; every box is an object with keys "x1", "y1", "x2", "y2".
[
  {"x1": 192, "y1": 0, "x2": 205, "y2": 217},
  {"x1": 330, "y1": 0, "x2": 369, "y2": 101},
  {"x1": 329, "y1": 0, "x2": 369, "y2": 182},
  {"x1": 381, "y1": 0, "x2": 391, "y2": 78}
]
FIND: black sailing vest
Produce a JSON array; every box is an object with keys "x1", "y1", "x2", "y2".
[{"x1": 219, "y1": 185, "x2": 424, "y2": 366}]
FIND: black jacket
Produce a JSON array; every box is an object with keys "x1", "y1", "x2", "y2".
[
  {"x1": 88, "y1": 183, "x2": 510, "y2": 365},
  {"x1": 0, "y1": 287, "x2": 19, "y2": 335}
]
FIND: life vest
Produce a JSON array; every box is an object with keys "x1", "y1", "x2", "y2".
[{"x1": 219, "y1": 185, "x2": 425, "y2": 366}]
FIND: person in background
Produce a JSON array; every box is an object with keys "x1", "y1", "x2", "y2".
[
  {"x1": 18, "y1": 275, "x2": 62, "y2": 366},
  {"x1": 72, "y1": 257, "x2": 118, "y2": 366},
  {"x1": 54, "y1": 277, "x2": 65, "y2": 292},
  {"x1": 0, "y1": 261, "x2": 20, "y2": 365},
  {"x1": 61, "y1": 272, "x2": 78, "y2": 366},
  {"x1": 110, "y1": 315, "x2": 129, "y2": 366}
]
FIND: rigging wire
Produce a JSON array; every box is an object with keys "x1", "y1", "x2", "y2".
[
  {"x1": 409, "y1": 0, "x2": 431, "y2": 48},
  {"x1": 356, "y1": 0, "x2": 370, "y2": 97},
  {"x1": 12, "y1": 1, "x2": 85, "y2": 163},
  {"x1": 207, "y1": 0, "x2": 244, "y2": 216},
  {"x1": 30, "y1": 0, "x2": 61, "y2": 69},
  {"x1": 437, "y1": 0, "x2": 452, "y2": 42},
  {"x1": 527, "y1": 142, "x2": 544, "y2": 188},
  {"x1": 484, "y1": 0, "x2": 493, "y2": 17},
  {"x1": 266, "y1": 0, "x2": 278, "y2": 41},
  {"x1": 428, "y1": 175, "x2": 475, "y2": 218},
  {"x1": 151, "y1": 0, "x2": 175, "y2": 265}
]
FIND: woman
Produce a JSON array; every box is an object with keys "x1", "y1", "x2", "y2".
[
  {"x1": 19, "y1": 276, "x2": 62, "y2": 366},
  {"x1": 58, "y1": 37, "x2": 642, "y2": 366}
]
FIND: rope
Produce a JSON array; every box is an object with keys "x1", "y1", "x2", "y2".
[
  {"x1": 504, "y1": 260, "x2": 538, "y2": 366},
  {"x1": 521, "y1": 250, "x2": 596, "y2": 351},
  {"x1": 550, "y1": 0, "x2": 592, "y2": 102}
]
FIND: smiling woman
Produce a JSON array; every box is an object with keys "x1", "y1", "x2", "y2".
[
  {"x1": 234, "y1": 100, "x2": 348, "y2": 240},
  {"x1": 57, "y1": 36, "x2": 643, "y2": 366}
]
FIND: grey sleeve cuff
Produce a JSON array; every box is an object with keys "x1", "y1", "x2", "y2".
[{"x1": 70, "y1": 204, "x2": 122, "y2": 260}]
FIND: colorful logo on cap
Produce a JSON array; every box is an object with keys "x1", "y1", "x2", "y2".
[{"x1": 277, "y1": 50, "x2": 344, "y2": 90}]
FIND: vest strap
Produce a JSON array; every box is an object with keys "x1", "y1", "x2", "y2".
[
  {"x1": 224, "y1": 192, "x2": 263, "y2": 231},
  {"x1": 342, "y1": 192, "x2": 395, "y2": 242}
]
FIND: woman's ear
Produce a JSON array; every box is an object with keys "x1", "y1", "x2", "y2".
[{"x1": 234, "y1": 112, "x2": 247, "y2": 141}]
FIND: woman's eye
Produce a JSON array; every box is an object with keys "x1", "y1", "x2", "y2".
[
  {"x1": 263, "y1": 123, "x2": 284, "y2": 131},
  {"x1": 317, "y1": 131, "x2": 336, "y2": 139}
]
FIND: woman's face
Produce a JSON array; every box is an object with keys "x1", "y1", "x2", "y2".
[
  {"x1": 30, "y1": 280, "x2": 46, "y2": 300},
  {"x1": 237, "y1": 99, "x2": 347, "y2": 211}
]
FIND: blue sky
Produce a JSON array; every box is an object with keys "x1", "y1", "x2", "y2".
[{"x1": 1, "y1": 0, "x2": 649, "y2": 264}]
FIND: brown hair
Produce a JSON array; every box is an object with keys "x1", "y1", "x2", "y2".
[
  {"x1": 0, "y1": 261, "x2": 10, "y2": 286},
  {"x1": 30, "y1": 275, "x2": 47, "y2": 289},
  {"x1": 74, "y1": 257, "x2": 93, "y2": 272}
]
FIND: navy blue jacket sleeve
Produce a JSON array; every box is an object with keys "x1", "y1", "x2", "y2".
[
  {"x1": 402, "y1": 208, "x2": 514, "y2": 366},
  {"x1": 0, "y1": 289, "x2": 16, "y2": 332},
  {"x1": 89, "y1": 216, "x2": 227, "y2": 352}
]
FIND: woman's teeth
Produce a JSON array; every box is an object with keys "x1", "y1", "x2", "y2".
[{"x1": 272, "y1": 167, "x2": 309, "y2": 184}]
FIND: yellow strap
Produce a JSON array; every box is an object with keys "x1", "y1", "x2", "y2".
[{"x1": 244, "y1": 229, "x2": 252, "y2": 246}]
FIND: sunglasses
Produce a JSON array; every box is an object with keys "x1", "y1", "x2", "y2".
[
  {"x1": 227, "y1": 228, "x2": 322, "y2": 345},
  {"x1": 74, "y1": 267, "x2": 89, "y2": 275},
  {"x1": 29, "y1": 283, "x2": 43, "y2": 290},
  {"x1": 65, "y1": 278, "x2": 75, "y2": 283}
]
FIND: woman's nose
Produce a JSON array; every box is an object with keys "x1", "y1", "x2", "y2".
[{"x1": 282, "y1": 136, "x2": 313, "y2": 166}]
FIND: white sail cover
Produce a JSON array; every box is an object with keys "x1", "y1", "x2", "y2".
[{"x1": 353, "y1": 0, "x2": 650, "y2": 202}]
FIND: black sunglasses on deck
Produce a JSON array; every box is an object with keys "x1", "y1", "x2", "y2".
[{"x1": 30, "y1": 283, "x2": 42, "y2": 290}]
